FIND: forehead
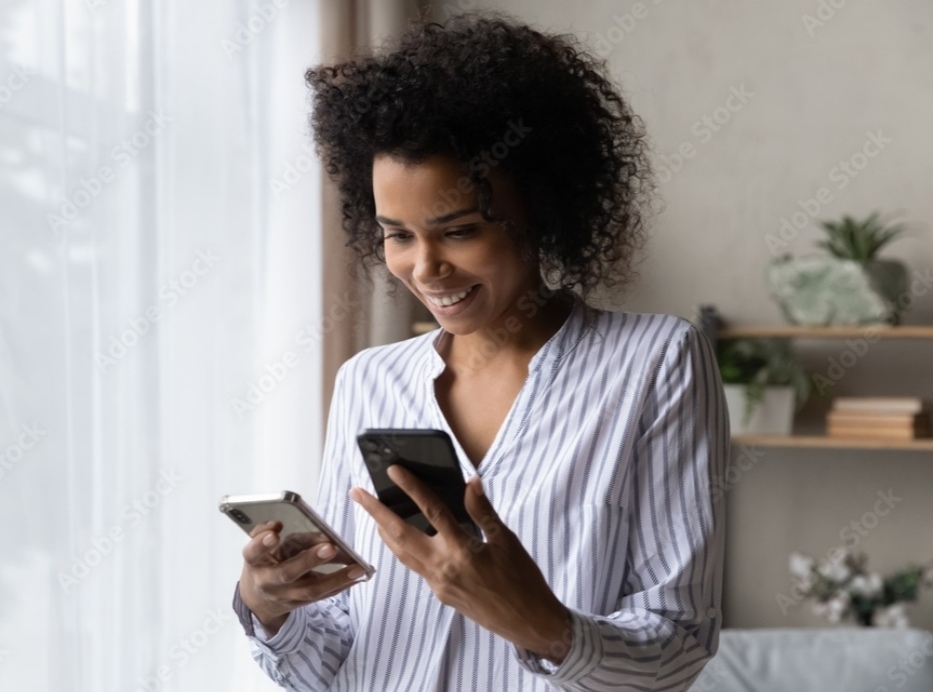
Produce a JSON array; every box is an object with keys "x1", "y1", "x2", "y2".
[
  {"x1": 372, "y1": 154, "x2": 524, "y2": 225},
  {"x1": 372, "y1": 154, "x2": 475, "y2": 214}
]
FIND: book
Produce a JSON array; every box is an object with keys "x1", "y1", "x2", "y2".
[
  {"x1": 827, "y1": 425, "x2": 928, "y2": 440},
  {"x1": 826, "y1": 411, "x2": 928, "y2": 428},
  {"x1": 831, "y1": 397, "x2": 926, "y2": 414}
]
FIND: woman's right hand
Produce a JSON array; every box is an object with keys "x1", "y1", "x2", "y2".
[{"x1": 238, "y1": 521, "x2": 367, "y2": 636}]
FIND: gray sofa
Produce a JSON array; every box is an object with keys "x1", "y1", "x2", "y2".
[{"x1": 690, "y1": 628, "x2": 933, "y2": 691}]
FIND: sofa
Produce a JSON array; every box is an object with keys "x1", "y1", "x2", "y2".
[{"x1": 690, "y1": 627, "x2": 933, "y2": 691}]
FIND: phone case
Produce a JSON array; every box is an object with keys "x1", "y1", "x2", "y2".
[
  {"x1": 219, "y1": 491, "x2": 375, "y2": 579},
  {"x1": 357, "y1": 429, "x2": 480, "y2": 539}
]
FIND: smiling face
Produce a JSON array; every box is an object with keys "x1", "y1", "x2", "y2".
[{"x1": 373, "y1": 154, "x2": 542, "y2": 336}]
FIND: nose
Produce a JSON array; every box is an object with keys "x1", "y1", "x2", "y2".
[{"x1": 412, "y1": 238, "x2": 452, "y2": 284}]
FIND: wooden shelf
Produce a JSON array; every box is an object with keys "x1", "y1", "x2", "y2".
[
  {"x1": 717, "y1": 325, "x2": 933, "y2": 339},
  {"x1": 732, "y1": 434, "x2": 933, "y2": 451}
]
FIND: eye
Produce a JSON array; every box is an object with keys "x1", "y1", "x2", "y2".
[
  {"x1": 445, "y1": 225, "x2": 478, "y2": 239},
  {"x1": 383, "y1": 230, "x2": 413, "y2": 244}
]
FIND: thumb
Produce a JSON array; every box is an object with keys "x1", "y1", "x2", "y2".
[{"x1": 465, "y1": 476, "x2": 509, "y2": 544}]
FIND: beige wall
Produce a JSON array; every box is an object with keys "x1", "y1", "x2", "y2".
[{"x1": 434, "y1": 0, "x2": 933, "y2": 630}]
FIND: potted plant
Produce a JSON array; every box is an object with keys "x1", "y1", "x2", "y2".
[
  {"x1": 789, "y1": 548, "x2": 933, "y2": 627},
  {"x1": 768, "y1": 211, "x2": 910, "y2": 325},
  {"x1": 717, "y1": 337, "x2": 811, "y2": 435}
]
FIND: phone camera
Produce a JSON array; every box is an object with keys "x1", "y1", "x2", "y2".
[
  {"x1": 230, "y1": 508, "x2": 252, "y2": 525},
  {"x1": 361, "y1": 439, "x2": 379, "y2": 452}
]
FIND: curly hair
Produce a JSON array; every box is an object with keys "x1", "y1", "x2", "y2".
[{"x1": 305, "y1": 12, "x2": 656, "y2": 296}]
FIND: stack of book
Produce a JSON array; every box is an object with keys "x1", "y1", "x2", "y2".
[{"x1": 827, "y1": 397, "x2": 930, "y2": 440}]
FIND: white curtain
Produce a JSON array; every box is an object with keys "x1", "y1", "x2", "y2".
[{"x1": 0, "y1": 1, "x2": 322, "y2": 690}]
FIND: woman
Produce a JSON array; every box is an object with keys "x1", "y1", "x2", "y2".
[{"x1": 234, "y1": 13, "x2": 728, "y2": 691}]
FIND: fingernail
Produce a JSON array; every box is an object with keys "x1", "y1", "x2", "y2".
[
  {"x1": 473, "y1": 476, "x2": 484, "y2": 496},
  {"x1": 317, "y1": 544, "x2": 336, "y2": 559},
  {"x1": 262, "y1": 532, "x2": 277, "y2": 546},
  {"x1": 347, "y1": 566, "x2": 365, "y2": 580}
]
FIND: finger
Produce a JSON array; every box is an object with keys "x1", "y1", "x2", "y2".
[
  {"x1": 385, "y1": 465, "x2": 463, "y2": 539},
  {"x1": 275, "y1": 542, "x2": 343, "y2": 584},
  {"x1": 464, "y1": 476, "x2": 509, "y2": 544},
  {"x1": 350, "y1": 486, "x2": 431, "y2": 556},
  {"x1": 243, "y1": 525, "x2": 283, "y2": 565},
  {"x1": 288, "y1": 564, "x2": 370, "y2": 603},
  {"x1": 248, "y1": 521, "x2": 281, "y2": 539}
]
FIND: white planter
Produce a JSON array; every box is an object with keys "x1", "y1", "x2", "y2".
[{"x1": 723, "y1": 384, "x2": 795, "y2": 436}]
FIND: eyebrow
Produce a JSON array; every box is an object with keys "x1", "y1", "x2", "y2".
[{"x1": 375, "y1": 207, "x2": 480, "y2": 228}]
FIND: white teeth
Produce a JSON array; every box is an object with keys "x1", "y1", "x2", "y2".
[{"x1": 427, "y1": 287, "x2": 472, "y2": 307}]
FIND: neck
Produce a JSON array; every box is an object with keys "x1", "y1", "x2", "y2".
[{"x1": 442, "y1": 286, "x2": 575, "y2": 375}]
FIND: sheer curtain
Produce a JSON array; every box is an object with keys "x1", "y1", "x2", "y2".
[{"x1": 0, "y1": 1, "x2": 322, "y2": 690}]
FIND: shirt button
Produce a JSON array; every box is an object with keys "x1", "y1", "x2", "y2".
[{"x1": 707, "y1": 608, "x2": 718, "y2": 619}]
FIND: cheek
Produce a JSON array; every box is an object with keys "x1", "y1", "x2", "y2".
[{"x1": 383, "y1": 250, "x2": 407, "y2": 280}]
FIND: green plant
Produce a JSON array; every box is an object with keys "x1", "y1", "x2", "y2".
[
  {"x1": 716, "y1": 338, "x2": 810, "y2": 423},
  {"x1": 816, "y1": 211, "x2": 907, "y2": 262}
]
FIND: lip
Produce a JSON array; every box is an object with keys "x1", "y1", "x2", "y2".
[{"x1": 421, "y1": 284, "x2": 479, "y2": 317}]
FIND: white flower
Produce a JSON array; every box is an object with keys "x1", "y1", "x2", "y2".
[
  {"x1": 813, "y1": 592, "x2": 850, "y2": 624},
  {"x1": 826, "y1": 593, "x2": 850, "y2": 623},
  {"x1": 790, "y1": 553, "x2": 814, "y2": 580},
  {"x1": 818, "y1": 559, "x2": 850, "y2": 583},
  {"x1": 849, "y1": 573, "x2": 883, "y2": 598},
  {"x1": 872, "y1": 603, "x2": 910, "y2": 628},
  {"x1": 923, "y1": 565, "x2": 933, "y2": 587}
]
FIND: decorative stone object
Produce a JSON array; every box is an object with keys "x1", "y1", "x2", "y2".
[{"x1": 767, "y1": 256, "x2": 908, "y2": 326}]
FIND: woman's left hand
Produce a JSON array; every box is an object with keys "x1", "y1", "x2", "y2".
[{"x1": 350, "y1": 466, "x2": 573, "y2": 664}]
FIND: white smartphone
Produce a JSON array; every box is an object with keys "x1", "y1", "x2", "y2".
[{"x1": 219, "y1": 490, "x2": 375, "y2": 580}]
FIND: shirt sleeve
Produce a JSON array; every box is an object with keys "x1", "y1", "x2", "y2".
[
  {"x1": 513, "y1": 322, "x2": 729, "y2": 691},
  {"x1": 233, "y1": 364, "x2": 358, "y2": 691}
]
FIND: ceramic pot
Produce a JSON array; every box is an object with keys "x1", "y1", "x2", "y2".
[{"x1": 723, "y1": 384, "x2": 795, "y2": 436}]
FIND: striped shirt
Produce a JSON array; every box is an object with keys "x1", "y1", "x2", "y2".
[{"x1": 235, "y1": 295, "x2": 729, "y2": 691}]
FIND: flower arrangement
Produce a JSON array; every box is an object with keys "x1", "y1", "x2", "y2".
[{"x1": 789, "y1": 548, "x2": 933, "y2": 627}]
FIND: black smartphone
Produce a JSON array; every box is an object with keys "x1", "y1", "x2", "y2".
[
  {"x1": 219, "y1": 491, "x2": 375, "y2": 580},
  {"x1": 356, "y1": 429, "x2": 480, "y2": 539}
]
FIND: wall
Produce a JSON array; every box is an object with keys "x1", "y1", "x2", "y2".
[{"x1": 434, "y1": 0, "x2": 933, "y2": 631}]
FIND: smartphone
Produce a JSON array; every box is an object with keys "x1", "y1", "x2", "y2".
[
  {"x1": 356, "y1": 429, "x2": 480, "y2": 539},
  {"x1": 219, "y1": 491, "x2": 375, "y2": 580}
]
